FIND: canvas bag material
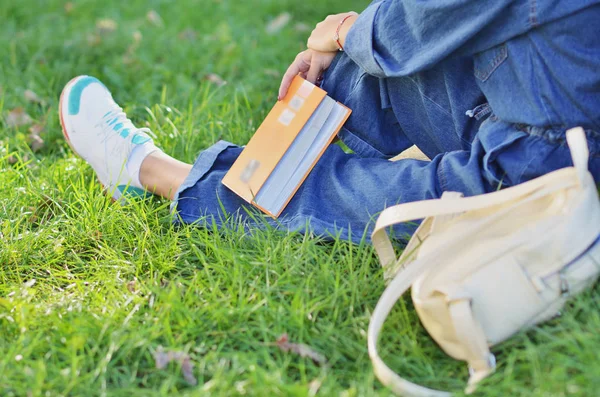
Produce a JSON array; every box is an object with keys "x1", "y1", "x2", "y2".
[{"x1": 368, "y1": 127, "x2": 600, "y2": 396}]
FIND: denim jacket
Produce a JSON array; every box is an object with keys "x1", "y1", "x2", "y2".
[{"x1": 345, "y1": 0, "x2": 600, "y2": 130}]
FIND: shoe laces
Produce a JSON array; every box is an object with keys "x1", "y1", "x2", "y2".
[{"x1": 98, "y1": 107, "x2": 154, "y2": 142}]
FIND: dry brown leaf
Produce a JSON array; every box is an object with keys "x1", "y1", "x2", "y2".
[
  {"x1": 266, "y1": 12, "x2": 291, "y2": 35},
  {"x1": 86, "y1": 33, "x2": 102, "y2": 46},
  {"x1": 294, "y1": 22, "x2": 311, "y2": 33},
  {"x1": 29, "y1": 123, "x2": 44, "y2": 136},
  {"x1": 146, "y1": 10, "x2": 163, "y2": 27},
  {"x1": 308, "y1": 378, "x2": 323, "y2": 397},
  {"x1": 24, "y1": 89, "x2": 43, "y2": 105},
  {"x1": 263, "y1": 69, "x2": 280, "y2": 78},
  {"x1": 153, "y1": 347, "x2": 197, "y2": 386},
  {"x1": 126, "y1": 280, "x2": 137, "y2": 293},
  {"x1": 28, "y1": 123, "x2": 45, "y2": 152},
  {"x1": 29, "y1": 134, "x2": 45, "y2": 152},
  {"x1": 122, "y1": 55, "x2": 135, "y2": 66},
  {"x1": 133, "y1": 30, "x2": 143, "y2": 44},
  {"x1": 123, "y1": 31, "x2": 143, "y2": 65},
  {"x1": 203, "y1": 73, "x2": 226, "y2": 87},
  {"x1": 178, "y1": 28, "x2": 198, "y2": 42},
  {"x1": 6, "y1": 108, "x2": 33, "y2": 128},
  {"x1": 96, "y1": 18, "x2": 117, "y2": 35},
  {"x1": 275, "y1": 334, "x2": 326, "y2": 365},
  {"x1": 28, "y1": 195, "x2": 56, "y2": 225}
]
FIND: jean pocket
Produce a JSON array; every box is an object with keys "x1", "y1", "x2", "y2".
[{"x1": 474, "y1": 43, "x2": 508, "y2": 82}]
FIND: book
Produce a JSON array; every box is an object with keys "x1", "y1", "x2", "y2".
[{"x1": 221, "y1": 76, "x2": 352, "y2": 217}]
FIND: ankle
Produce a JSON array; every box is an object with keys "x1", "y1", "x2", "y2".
[
  {"x1": 127, "y1": 142, "x2": 160, "y2": 187},
  {"x1": 139, "y1": 151, "x2": 192, "y2": 200}
]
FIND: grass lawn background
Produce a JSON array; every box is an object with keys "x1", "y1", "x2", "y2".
[{"x1": 1, "y1": 0, "x2": 599, "y2": 395}]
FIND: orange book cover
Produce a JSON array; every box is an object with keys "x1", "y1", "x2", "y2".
[{"x1": 221, "y1": 76, "x2": 351, "y2": 217}]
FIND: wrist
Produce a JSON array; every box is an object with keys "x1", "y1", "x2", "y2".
[{"x1": 337, "y1": 15, "x2": 358, "y2": 51}]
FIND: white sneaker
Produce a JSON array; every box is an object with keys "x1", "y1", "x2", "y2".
[{"x1": 59, "y1": 75, "x2": 159, "y2": 201}]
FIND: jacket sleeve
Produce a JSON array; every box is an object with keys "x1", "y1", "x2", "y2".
[{"x1": 344, "y1": 0, "x2": 533, "y2": 78}]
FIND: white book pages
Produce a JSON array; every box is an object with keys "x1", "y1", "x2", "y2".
[{"x1": 255, "y1": 98, "x2": 349, "y2": 215}]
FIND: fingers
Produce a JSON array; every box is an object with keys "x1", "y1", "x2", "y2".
[
  {"x1": 279, "y1": 51, "x2": 310, "y2": 100},
  {"x1": 306, "y1": 54, "x2": 322, "y2": 84},
  {"x1": 279, "y1": 50, "x2": 336, "y2": 99}
]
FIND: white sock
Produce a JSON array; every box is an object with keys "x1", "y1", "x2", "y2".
[{"x1": 126, "y1": 142, "x2": 160, "y2": 188}]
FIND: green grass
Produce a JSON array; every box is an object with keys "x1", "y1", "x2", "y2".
[{"x1": 1, "y1": 0, "x2": 600, "y2": 396}]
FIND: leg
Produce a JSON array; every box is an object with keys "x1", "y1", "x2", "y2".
[
  {"x1": 319, "y1": 53, "x2": 413, "y2": 159},
  {"x1": 321, "y1": 53, "x2": 488, "y2": 159},
  {"x1": 59, "y1": 75, "x2": 600, "y2": 244},
  {"x1": 139, "y1": 151, "x2": 192, "y2": 200},
  {"x1": 174, "y1": 117, "x2": 600, "y2": 243}
]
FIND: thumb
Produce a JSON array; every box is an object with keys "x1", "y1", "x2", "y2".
[{"x1": 279, "y1": 51, "x2": 310, "y2": 99}]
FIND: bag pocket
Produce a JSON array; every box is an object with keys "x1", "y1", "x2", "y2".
[
  {"x1": 474, "y1": 43, "x2": 508, "y2": 82},
  {"x1": 542, "y1": 236, "x2": 600, "y2": 297},
  {"x1": 463, "y1": 256, "x2": 546, "y2": 345}
]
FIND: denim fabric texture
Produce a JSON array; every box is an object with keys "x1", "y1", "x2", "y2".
[
  {"x1": 345, "y1": 1, "x2": 600, "y2": 130},
  {"x1": 173, "y1": 2, "x2": 600, "y2": 243}
]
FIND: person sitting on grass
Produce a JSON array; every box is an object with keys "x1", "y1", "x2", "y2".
[{"x1": 58, "y1": 1, "x2": 600, "y2": 243}]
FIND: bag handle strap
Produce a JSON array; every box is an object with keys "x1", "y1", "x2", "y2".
[
  {"x1": 372, "y1": 127, "x2": 589, "y2": 269},
  {"x1": 372, "y1": 170, "x2": 576, "y2": 268},
  {"x1": 368, "y1": 242, "x2": 508, "y2": 396},
  {"x1": 566, "y1": 127, "x2": 589, "y2": 186},
  {"x1": 369, "y1": 217, "x2": 519, "y2": 397},
  {"x1": 368, "y1": 253, "x2": 452, "y2": 397}
]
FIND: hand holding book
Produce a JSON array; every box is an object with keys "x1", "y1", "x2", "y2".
[
  {"x1": 278, "y1": 50, "x2": 336, "y2": 100},
  {"x1": 278, "y1": 12, "x2": 358, "y2": 99},
  {"x1": 223, "y1": 76, "x2": 351, "y2": 217}
]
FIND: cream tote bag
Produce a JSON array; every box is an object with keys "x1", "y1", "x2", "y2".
[{"x1": 368, "y1": 127, "x2": 600, "y2": 396}]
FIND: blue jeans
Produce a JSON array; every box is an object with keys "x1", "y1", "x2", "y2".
[{"x1": 172, "y1": 53, "x2": 600, "y2": 243}]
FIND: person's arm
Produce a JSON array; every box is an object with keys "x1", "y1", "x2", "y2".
[
  {"x1": 343, "y1": 0, "x2": 533, "y2": 78},
  {"x1": 278, "y1": 12, "x2": 359, "y2": 99}
]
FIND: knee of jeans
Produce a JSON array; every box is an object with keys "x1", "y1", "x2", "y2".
[{"x1": 322, "y1": 53, "x2": 370, "y2": 101}]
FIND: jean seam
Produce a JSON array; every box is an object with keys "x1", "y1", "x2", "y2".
[
  {"x1": 342, "y1": 71, "x2": 389, "y2": 156},
  {"x1": 326, "y1": 60, "x2": 389, "y2": 157},
  {"x1": 474, "y1": 44, "x2": 508, "y2": 82},
  {"x1": 516, "y1": 125, "x2": 600, "y2": 158},
  {"x1": 437, "y1": 158, "x2": 450, "y2": 193},
  {"x1": 324, "y1": 54, "x2": 368, "y2": 103},
  {"x1": 407, "y1": 76, "x2": 453, "y2": 118},
  {"x1": 338, "y1": 127, "x2": 388, "y2": 158},
  {"x1": 516, "y1": 154, "x2": 537, "y2": 185},
  {"x1": 346, "y1": 71, "x2": 369, "y2": 100},
  {"x1": 529, "y1": 0, "x2": 539, "y2": 28}
]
